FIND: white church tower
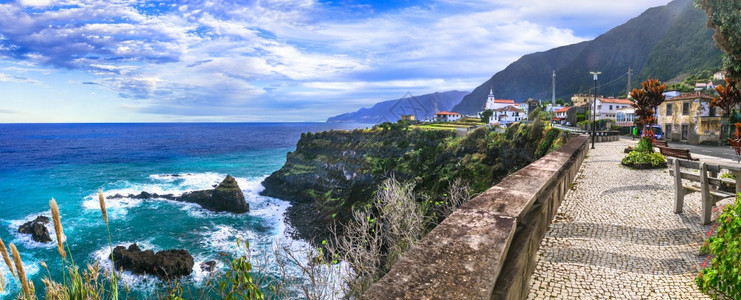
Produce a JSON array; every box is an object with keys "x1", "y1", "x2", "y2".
[{"x1": 485, "y1": 88, "x2": 496, "y2": 110}]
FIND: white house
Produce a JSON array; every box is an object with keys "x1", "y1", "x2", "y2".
[
  {"x1": 553, "y1": 107, "x2": 569, "y2": 123},
  {"x1": 435, "y1": 111, "x2": 461, "y2": 122},
  {"x1": 615, "y1": 107, "x2": 635, "y2": 127},
  {"x1": 695, "y1": 81, "x2": 715, "y2": 91},
  {"x1": 714, "y1": 71, "x2": 726, "y2": 80},
  {"x1": 490, "y1": 105, "x2": 525, "y2": 125},
  {"x1": 595, "y1": 97, "x2": 633, "y2": 120}
]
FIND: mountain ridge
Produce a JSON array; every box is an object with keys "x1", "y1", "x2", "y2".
[
  {"x1": 327, "y1": 90, "x2": 468, "y2": 123},
  {"x1": 452, "y1": 0, "x2": 721, "y2": 115}
]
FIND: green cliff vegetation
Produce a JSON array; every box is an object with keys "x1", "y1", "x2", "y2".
[{"x1": 261, "y1": 119, "x2": 568, "y2": 242}]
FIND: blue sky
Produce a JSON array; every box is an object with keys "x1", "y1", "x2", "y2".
[{"x1": 0, "y1": 0, "x2": 673, "y2": 122}]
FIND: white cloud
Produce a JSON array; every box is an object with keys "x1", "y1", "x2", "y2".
[
  {"x1": 18, "y1": 0, "x2": 53, "y2": 7},
  {"x1": 0, "y1": 0, "x2": 673, "y2": 122}
]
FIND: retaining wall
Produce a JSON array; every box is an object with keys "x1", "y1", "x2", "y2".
[{"x1": 364, "y1": 134, "x2": 590, "y2": 299}]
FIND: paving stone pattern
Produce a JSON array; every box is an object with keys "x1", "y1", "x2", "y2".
[{"x1": 528, "y1": 139, "x2": 731, "y2": 299}]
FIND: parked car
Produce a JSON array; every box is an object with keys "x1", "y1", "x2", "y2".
[{"x1": 634, "y1": 125, "x2": 663, "y2": 139}]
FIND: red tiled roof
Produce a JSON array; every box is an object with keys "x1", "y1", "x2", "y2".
[
  {"x1": 555, "y1": 107, "x2": 570, "y2": 113},
  {"x1": 598, "y1": 97, "x2": 633, "y2": 105},
  {"x1": 436, "y1": 111, "x2": 460, "y2": 115},
  {"x1": 667, "y1": 92, "x2": 714, "y2": 100},
  {"x1": 494, "y1": 99, "x2": 515, "y2": 104},
  {"x1": 494, "y1": 105, "x2": 524, "y2": 113}
]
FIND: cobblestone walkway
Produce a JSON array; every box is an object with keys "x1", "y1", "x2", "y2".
[{"x1": 528, "y1": 139, "x2": 731, "y2": 299}]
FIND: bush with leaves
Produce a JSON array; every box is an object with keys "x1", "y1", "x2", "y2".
[
  {"x1": 696, "y1": 195, "x2": 741, "y2": 299},
  {"x1": 621, "y1": 151, "x2": 666, "y2": 169}
]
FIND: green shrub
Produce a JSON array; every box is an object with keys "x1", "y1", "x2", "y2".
[
  {"x1": 696, "y1": 195, "x2": 741, "y2": 299},
  {"x1": 633, "y1": 137, "x2": 655, "y2": 153},
  {"x1": 621, "y1": 151, "x2": 666, "y2": 167}
]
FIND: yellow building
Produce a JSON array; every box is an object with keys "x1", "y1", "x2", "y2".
[
  {"x1": 571, "y1": 94, "x2": 592, "y2": 107},
  {"x1": 656, "y1": 92, "x2": 720, "y2": 144},
  {"x1": 400, "y1": 114, "x2": 415, "y2": 121}
]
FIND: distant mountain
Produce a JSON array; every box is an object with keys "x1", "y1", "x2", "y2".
[
  {"x1": 452, "y1": 0, "x2": 721, "y2": 115},
  {"x1": 327, "y1": 90, "x2": 468, "y2": 123}
]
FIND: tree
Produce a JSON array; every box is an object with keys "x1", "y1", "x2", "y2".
[
  {"x1": 629, "y1": 79, "x2": 667, "y2": 142},
  {"x1": 480, "y1": 109, "x2": 493, "y2": 123},
  {"x1": 711, "y1": 77, "x2": 741, "y2": 117},
  {"x1": 555, "y1": 98, "x2": 565, "y2": 106},
  {"x1": 696, "y1": 0, "x2": 741, "y2": 78},
  {"x1": 711, "y1": 77, "x2": 741, "y2": 141}
]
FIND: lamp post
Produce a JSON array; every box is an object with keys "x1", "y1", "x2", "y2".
[{"x1": 590, "y1": 71, "x2": 601, "y2": 149}]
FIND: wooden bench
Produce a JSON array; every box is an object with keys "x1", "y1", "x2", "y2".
[
  {"x1": 659, "y1": 146, "x2": 698, "y2": 161},
  {"x1": 654, "y1": 140, "x2": 668, "y2": 148},
  {"x1": 667, "y1": 158, "x2": 735, "y2": 224}
]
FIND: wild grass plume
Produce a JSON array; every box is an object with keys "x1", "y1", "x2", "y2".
[
  {"x1": 0, "y1": 236, "x2": 16, "y2": 278},
  {"x1": 0, "y1": 262, "x2": 5, "y2": 292},
  {"x1": 50, "y1": 198, "x2": 66, "y2": 259},
  {"x1": 98, "y1": 189, "x2": 108, "y2": 224},
  {"x1": 10, "y1": 243, "x2": 32, "y2": 298}
]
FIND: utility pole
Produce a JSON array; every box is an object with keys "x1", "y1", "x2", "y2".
[
  {"x1": 552, "y1": 70, "x2": 556, "y2": 118},
  {"x1": 590, "y1": 71, "x2": 601, "y2": 149},
  {"x1": 627, "y1": 67, "x2": 632, "y2": 96}
]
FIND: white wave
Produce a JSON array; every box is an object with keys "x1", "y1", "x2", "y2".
[
  {"x1": 189, "y1": 256, "x2": 223, "y2": 284},
  {"x1": 199, "y1": 225, "x2": 256, "y2": 255},
  {"x1": 148, "y1": 172, "x2": 225, "y2": 191},
  {"x1": 236, "y1": 176, "x2": 267, "y2": 201}
]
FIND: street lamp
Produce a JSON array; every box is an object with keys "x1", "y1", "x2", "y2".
[{"x1": 590, "y1": 71, "x2": 601, "y2": 149}]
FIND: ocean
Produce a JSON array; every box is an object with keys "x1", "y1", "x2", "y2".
[{"x1": 0, "y1": 122, "x2": 365, "y2": 298}]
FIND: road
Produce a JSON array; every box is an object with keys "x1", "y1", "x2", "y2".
[{"x1": 619, "y1": 136, "x2": 741, "y2": 161}]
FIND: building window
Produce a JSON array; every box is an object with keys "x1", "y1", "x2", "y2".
[
  {"x1": 681, "y1": 124, "x2": 689, "y2": 140},
  {"x1": 609, "y1": 105, "x2": 613, "y2": 111},
  {"x1": 710, "y1": 106, "x2": 717, "y2": 117},
  {"x1": 666, "y1": 103, "x2": 672, "y2": 115},
  {"x1": 682, "y1": 102, "x2": 690, "y2": 115},
  {"x1": 665, "y1": 123, "x2": 672, "y2": 140}
]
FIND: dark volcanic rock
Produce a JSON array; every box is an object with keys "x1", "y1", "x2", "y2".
[
  {"x1": 200, "y1": 260, "x2": 217, "y2": 272},
  {"x1": 180, "y1": 175, "x2": 249, "y2": 213},
  {"x1": 18, "y1": 216, "x2": 52, "y2": 243},
  {"x1": 112, "y1": 244, "x2": 194, "y2": 280},
  {"x1": 106, "y1": 175, "x2": 248, "y2": 213}
]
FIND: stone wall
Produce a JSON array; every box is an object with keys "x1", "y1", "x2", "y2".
[{"x1": 364, "y1": 134, "x2": 589, "y2": 299}]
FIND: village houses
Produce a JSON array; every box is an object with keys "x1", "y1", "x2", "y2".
[
  {"x1": 484, "y1": 89, "x2": 528, "y2": 125},
  {"x1": 594, "y1": 97, "x2": 633, "y2": 120},
  {"x1": 656, "y1": 91, "x2": 720, "y2": 144},
  {"x1": 434, "y1": 111, "x2": 461, "y2": 122}
]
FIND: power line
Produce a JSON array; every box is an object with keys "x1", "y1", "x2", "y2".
[{"x1": 576, "y1": 71, "x2": 628, "y2": 95}]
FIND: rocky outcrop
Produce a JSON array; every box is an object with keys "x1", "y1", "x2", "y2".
[
  {"x1": 180, "y1": 175, "x2": 248, "y2": 213},
  {"x1": 107, "y1": 175, "x2": 249, "y2": 213},
  {"x1": 18, "y1": 216, "x2": 52, "y2": 243},
  {"x1": 200, "y1": 260, "x2": 217, "y2": 272},
  {"x1": 112, "y1": 244, "x2": 194, "y2": 280}
]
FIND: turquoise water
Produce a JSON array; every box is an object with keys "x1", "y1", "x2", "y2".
[{"x1": 0, "y1": 123, "x2": 365, "y2": 298}]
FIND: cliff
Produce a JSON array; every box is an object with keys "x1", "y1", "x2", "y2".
[{"x1": 261, "y1": 121, "x2": 568, "y2": 243}]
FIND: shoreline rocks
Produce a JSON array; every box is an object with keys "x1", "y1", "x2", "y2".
[
  {"x1": 107, "y1": 175, "x2": 249, "y2": 213},
  {"x1": 18, "y1": 216, "x2": 52, "y2": 243},
  {"x1": 112, "y1": 244, "x2": 194, "y2": 280}
]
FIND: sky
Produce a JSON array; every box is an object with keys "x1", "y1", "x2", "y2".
[{"x1": 0, "y1": 0, "x2": 674, "y2": 123}]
